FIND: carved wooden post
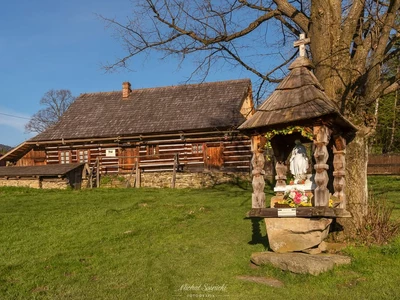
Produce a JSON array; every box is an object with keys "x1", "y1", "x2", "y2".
[
  {"x1": 333, "y1": 136, "x2": 346, "y2": 209},
  {"x1": 313, "y1": 125, "x2": 331, "y2": 206},
  {"x1": 251, "y1": 149, "x2": 266, "y2": 208},
  {"x1": 275, "y1": 161, "x2": 287, "y2": 189}
]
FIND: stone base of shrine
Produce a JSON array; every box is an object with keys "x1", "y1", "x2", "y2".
[
  {"x1": 246, "y1": 208, "x2": 352, "y2": 274},
  {"x1": 251, "y1": 252, "x2": 351, "y2": 276},
  {"x1": 264, "y1": 218, "x2": 332, "y2": 253}
]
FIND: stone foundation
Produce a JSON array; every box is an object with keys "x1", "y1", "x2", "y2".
[
  {"x1": 41, "y1": 179, "x2": 70, "y2": 189},
  {"x1": 0, "y1": 178, "x2": 41, "y2": 189},
  {"x1": 103, "y1": 171, "x2": 250, "y2": 189},
  {"x1": 0, "y1": 172, "x2": 250, "y2": 190},
  {"x1": 0, "y1": 178, "x2": 70, "y2": 189}
]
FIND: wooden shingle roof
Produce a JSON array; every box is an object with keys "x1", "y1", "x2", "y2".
[
  {"x1": 0, "y1": 163, "x2": 85, "y2": 177},
  {"x1": 239, "y1": 57, "x2": 356, "y2": 134},
  {"x1": 31, "y1": 79, "x2": 251, "y2": 142}
]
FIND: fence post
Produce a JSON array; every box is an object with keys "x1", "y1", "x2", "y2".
[
  {"x1": 96, "y1": 158, "x2": 100, "y2": 188},
  {"x1": 135, "y1": 159, "x2": 141, "y2": 188},
  {"x1": 171, "y1": 153, "x2": 178, "y2": 188}
]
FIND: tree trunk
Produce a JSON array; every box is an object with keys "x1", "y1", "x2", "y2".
[
  {"x1": 388, "y1": 89, "x2": 398, "y2": 152},
  {"x1": 309, "y1": 0, "x2": 347, "y2": 102},
  {"x1": 309, "y1": 0, "x2": 371, "y2": 239}
]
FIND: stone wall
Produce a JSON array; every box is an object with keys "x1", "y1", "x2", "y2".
[
  {"x1": 41, "y1": 179, "x2": 69, "y2": 189},
  {"x1": 142, "y1": 172, "x2": 250, "y2": 188},
  {"x1": 0, "y1": 178, "x2": 69, "y2": 189},
  {"x1": 0, "y1": 178, "x2": 41, "y2": 189},
  {"x1": 102, "y1": 171, "x2": 251, "y2": 188},
  {"x1": 0, "y1": 172, "x2": 251, "y2": 189}
]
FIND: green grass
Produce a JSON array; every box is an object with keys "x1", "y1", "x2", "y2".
[
  {"x1": 368, "y1": 175, "x2": 400, "y2": 219},
  {"x1": 0, "y1": 178, "x2": 399, "y2": 299}
]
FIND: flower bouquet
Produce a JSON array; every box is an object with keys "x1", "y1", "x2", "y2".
[{"x1": 275, "y1": 188, "x2": 312, "y2": 208}]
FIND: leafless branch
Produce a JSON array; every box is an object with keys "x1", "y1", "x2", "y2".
[{"x1": 25, "y1": 90, "x2": 75, "y2": 133}]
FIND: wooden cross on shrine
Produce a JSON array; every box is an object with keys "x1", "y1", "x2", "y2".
[{"x1": 293, "y1": 33, "x2": 310, "y2": 57}]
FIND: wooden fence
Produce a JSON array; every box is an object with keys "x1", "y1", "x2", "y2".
[
  {"x1": 367, "y1": 154, "x2": 400, "y2": 175},
  {"x1": 262, "y1": 154, "x2": 400, "y2": 177}
]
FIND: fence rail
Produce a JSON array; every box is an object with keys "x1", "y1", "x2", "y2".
[
  {"x1": 367, "y1": 154, "x2": 400, "y2": 175},
  {"x1": 262, "y1": 154, "x2": 400, "y2": 177}
]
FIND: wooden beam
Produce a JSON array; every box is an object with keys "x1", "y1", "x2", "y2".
[{"x1": 246, "y1": 207, "x2": 352, "y2": 218}]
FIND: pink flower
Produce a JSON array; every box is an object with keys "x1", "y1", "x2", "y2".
[
  {"x1": 293, "y1": 192, "x2": 302, "y2": 204},
  {"x1": 284, "y1": 188, "x2": 310, "y2": 207}
]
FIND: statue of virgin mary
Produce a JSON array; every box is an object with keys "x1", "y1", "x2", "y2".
[{"x1": 289, "y1": 139, "x2": 309, "y2": 182}]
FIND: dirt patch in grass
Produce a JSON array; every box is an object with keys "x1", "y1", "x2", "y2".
[
  {"x1": 31, "y1": 286, "x2": 49, "y2": 293},
  {"x1": 237, "y1": 275, "x2": 284, "y2": 287}
]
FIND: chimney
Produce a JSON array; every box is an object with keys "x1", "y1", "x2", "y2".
[{"x1": 122, "y1": 82, "x2": 132, "y2": 98}]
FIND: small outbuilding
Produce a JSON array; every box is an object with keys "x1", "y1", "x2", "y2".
[{"x1": 0, "y1": 163, "x2": 88, "y2": 189}]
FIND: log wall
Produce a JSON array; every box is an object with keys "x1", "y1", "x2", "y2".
[
  {"x1": 14, "y1": 145, "x2": 400, "y2": 177},
  {"x1": 22, "y1": 137, "x2": 252, "y2": 175}
]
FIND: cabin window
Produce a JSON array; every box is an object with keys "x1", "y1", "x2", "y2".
[
  {"x1": 192, "y1": 144, "x2": 203, "y2": 154},
  {"x1": 77, "y1": 150, "x2": 90, "y2": 163},
  {"x1": 147, "y1": 145, "x2": 159, "y2": 156},
  {"x1": 59, "y1": 151, "x2": 71, "y2": 164}
]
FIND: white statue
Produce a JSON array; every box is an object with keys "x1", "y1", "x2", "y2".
[{"x1": 289, "y1": 139, "x2": 309, "y2": 182}]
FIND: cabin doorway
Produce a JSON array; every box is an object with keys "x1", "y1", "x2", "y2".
[
  {"x1": 205, "y1": 145, "x2": 223, "y2": 170},
  {"x1": 120, "y1": 147, "x2": 139, "y2": 172}
]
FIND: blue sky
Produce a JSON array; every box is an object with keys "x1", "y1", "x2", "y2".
[{"x1": 0, "y1": 0, "x2": 266, "y2": 147}]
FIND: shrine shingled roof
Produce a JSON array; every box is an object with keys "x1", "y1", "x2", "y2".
[{"x1": 238, "y1": 56, "x2": 357, "y2": 135}]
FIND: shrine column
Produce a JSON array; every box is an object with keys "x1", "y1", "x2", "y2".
[
  {"x1": 251, "y1": 136, "x2": 266, "y2": 208},
  {"x1": 333, "y1": 136, "x2": 346, "y2": 209},
  {"x1": 274, "y1": 161, "x2": 287, "y2": 191},
  {"x1": 251, "y1": 149, "x2": 266, "y2": 208},
  {"x1": 313, "y1": 125, "x2": 331, "y2": 206}
]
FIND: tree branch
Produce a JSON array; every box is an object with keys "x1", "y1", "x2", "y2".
[
  {"x1": 147, "y1": 0, "x2": 281, "y2": 45},
  {"x1": 219, "y1": 44, "x2": 284, "y2": 83},
  {"x1": 273, "y1": 0, "x2": 309, "y2": 33}
]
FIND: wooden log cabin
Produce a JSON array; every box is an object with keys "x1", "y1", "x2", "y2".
[{"x1": 1, "y1": 79, "x2": 255, "y2": 184}]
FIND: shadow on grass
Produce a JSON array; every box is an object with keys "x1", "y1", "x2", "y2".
[{"x1": 247, "y1": 217, "x2": 269, "y2": 249}]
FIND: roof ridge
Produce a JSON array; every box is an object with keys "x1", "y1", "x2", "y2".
[
  {"x1": 132, "y1": 78, "x2": 251, "y2": 91},
  {"x1": 80, "y1": 79, "x2": 251, "y2": 96}
]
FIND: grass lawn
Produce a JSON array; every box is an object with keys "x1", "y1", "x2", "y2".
[{"x1": 0, "y1": 176, "x2": 399, "y2": 299}]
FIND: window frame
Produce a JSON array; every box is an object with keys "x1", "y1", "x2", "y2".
[
  {"x1": 59, "y1": 150, "x2": 71, "y2": 164},
  {"x1": 146, "y1": 144, "x2": 159, "y2": 157},
  {"x1": 77, "y1": 149, "x2": 90, "y2": 163},
  {"x1": 192, "y1": 143, "x2": 203, "y2": 154}
]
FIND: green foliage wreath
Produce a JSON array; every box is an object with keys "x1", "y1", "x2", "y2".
[{"x1": 264, "y1": 126, "x2": 314, "y2": 149}]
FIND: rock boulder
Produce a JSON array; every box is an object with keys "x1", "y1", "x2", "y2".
[
  {"x1": 264, "y1": 217, "x2": 332, "y2": 253},
  {"x1": 251, "y1": 251, "x2": 351, "y2": 275}
]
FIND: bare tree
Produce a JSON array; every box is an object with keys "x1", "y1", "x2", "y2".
[
  {"x1": 25, "y1": 89, "x2": 75, "y2": 133},
  {"x1": 100, "y1": 0, "x2": 400, "y2": 232}
]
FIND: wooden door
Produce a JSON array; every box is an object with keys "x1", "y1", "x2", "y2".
[
  {"x1": 205, "y1": 146, "x2": 223, "y2": 170},
  {"x1": 120, "y1": 147, "x2": 138, "y2": 171}
]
